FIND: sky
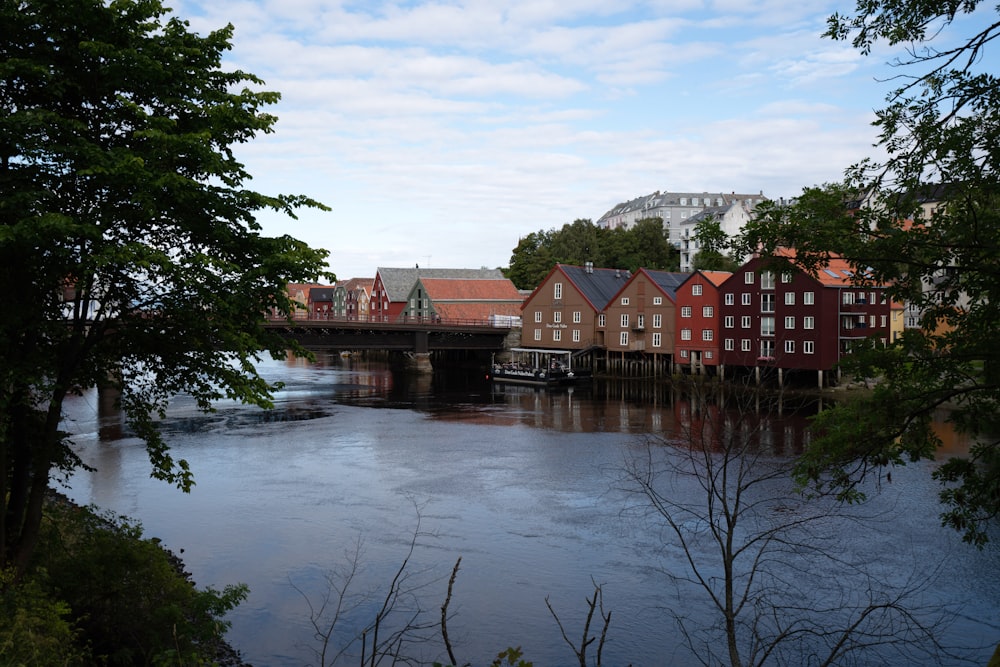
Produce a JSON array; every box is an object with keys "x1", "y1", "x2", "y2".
[{"x1": 167, "y1": 0, "x2": 992, "y2": 281}]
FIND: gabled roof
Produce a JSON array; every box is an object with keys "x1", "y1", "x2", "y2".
[
  {"x1": 642, "y1": 269, "x2": 689, "y2": 298},
  {"x1": 418, "y1": 278, "x2": 522, "y2": 302},
  {"x1": 554, "y1": 264, "x2": 634, "y2": 311},
  {"x1": 433, "y1": 302, "x2": 523, "y2": 321},
  {"x1": 675, "y1": 269, "x2": 732, "y2": 293},
  {"x1": 310, "y1": 287, "x2": 336, "y2": 301},
  {"x1": 336, "y1": 277, "x2": 374, "y2": 295},
  {"x1": 762, "y1": 249, "x2": 875, "y2": 287},
  {"x1": 376, "y1": 267, "x2": 505, "y2": 302}
]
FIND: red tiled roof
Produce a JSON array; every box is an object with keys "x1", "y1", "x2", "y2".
[{"x1": 419, "y1": 278, "x2": 523, "y2": 301}]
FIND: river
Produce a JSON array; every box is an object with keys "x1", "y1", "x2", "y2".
[{"x1": 61, "y1": 355, "x2": 999, "y2": 666}]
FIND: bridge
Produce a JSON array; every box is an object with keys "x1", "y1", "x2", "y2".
[{"x1": 263, "y1": 316, "x2": 514, "y2": 360}]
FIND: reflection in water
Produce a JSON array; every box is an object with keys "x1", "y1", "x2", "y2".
[{"x1": 60, "y1": 358, "x2": 998, "y2": 667}]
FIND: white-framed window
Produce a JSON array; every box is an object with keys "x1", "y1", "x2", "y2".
[
  {"x1": 705, "y1": 350, "x2": 713, "y2": 360},
  {"x1": 804, "y1": 340, "x2": 815, "y2": 354},
  {"x1": 621, "y1": 314, "x2": 629, "y2": 327},
  {"x1": 621, "y1": 297, "x2": 630, "y2": 305},
  {"x1": 653, "y1": 296, "x2": 662, "y2": 305},
  {"x1": 725, "y1": 293, "x2": 734, "y2": 305},
  {"x1": 725, "y1": 338, "x2": 734, "y2": 351},
  {"x1": 653, "y1": 314, "x2": 662, "y2": 328},
  {"x1": 881, "y1": 315, "x2": 887, "y2": 327},
  {"x1": 534, "y1": 311, "x2": 542, "y2": 323},
  {"x1": 681, "y1": 328, "x2": 692, "y2": 340},
  {"x1": 553, "y1": 329, "x2": 561, "y2": 341},
  {"x1": 702, "y1": 329, "x2": 713, "y2": 341},
  {"x1": 781, "y1": 272, "x2": 792, "y2": 283},
  {"x1": 742, "y1": 293, "x2": 752, "y2": 306},
  {"x1": 761, "y1": 316, "x2": 775, "y2": 336},
  {"x1": 703, "y1": 306, "x2": 714, "y2": 318},
  {"x1": 553, "y1": 311, "x2": 561, "y2": 323},
  {"x1": 637, "y1": 314, "x2": 645, "y2": 329},
  {"x1": 652, "y1": 333, "x2": 662, "y2": 347},
  {"x1": 785, "y1": 292, "x2": 796, "y2": 305},
  {"x1": 843, "y1": 291, "x2": 855, "y2": 305},
  {"x1": 692, "y1": 284, "x2": 703, "y2": 296},
  {"x1": 785, "y1": 340, "x2": 795, "y2": 354},
  {"x1": 804, "y1": 316, "x2": 815, "y2": 329},
  {"x1": 804, "y1": 291, "x2": 815, "y2": 305},
  {"x1": 785, "y1": 316, "x2": 795, "y2": 329},
  {"x1": 598, "y1": 314, "x2": 606, "y2": 327},
  {"x1": 680, "y1": 349, "x2": 689, "y2": 358},
  {"x1": 745, "y1": 271, "x2": 755, "y2": 284},
  {"x1": 761, "y1": 271, "x2": 775, "y2": 289},
  {"x1": 534, "y1": 329, "x2": 542, "y2": 341},
  {"x1": 554, "y1": 282, "x2": 562, "y2": 299},
  {"x1": 741, "y1": 339, "x2": 752, "y2": 351},
  {"x1": 572, "y1": 329, "x2": 580, "y2": 342},
  {"x1": 761, "y1": 340, "x2": 775, "y2": 358},
  {"x1": 681, "y1": 306, "x2": 692, "y2": 318},
  {"x1": 620, "y1": 331, "x2": 628, "y2": 346},
  {"x1": 724, "y1": 315, "x2": 734, "y2": 328},
  {"x1": 741, "y1": 315, "x2": 751, "y2": 329},
  {"x1": 761, "y1": 294, "x2": 775, "y2": 312},
  {"x1": 573, "y1": 311, "x2": 581, "y2": 323}
]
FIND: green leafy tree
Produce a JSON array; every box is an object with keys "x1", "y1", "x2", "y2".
[
  {"x1": 692, "y1": 215, "x2": 741, "y2": 272},
  {"x1": 0, "y1": 0, "x2": 330, "y2": 577},
  {"x1": 505, "y1": 230, "x2": 555, "y2": 290},
  {"x1": 740, "y1": 2, "x2": 1000, "y2": 544}
]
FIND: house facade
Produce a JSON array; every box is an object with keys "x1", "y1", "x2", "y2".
[
  {"x1": 718, "y1": 253, "x2": 892, "y2": 384},
  {"x1": 401, "y1": 278, "x2": 523, "y2": 324},
  {"x1": 520, "y1": 263, "x2": 632, "y2": 350},
  {"x1": 333, "y1": 278, "x2": 373, "y2": 320},
  {"x1": 602, "y1": 269, "x2": 687, "y2": 357},
  {"x1": 673, "y1": 270, "x2": 732, "y2": 373},
  {"x1": 677, "y1": 202, "x2": 756, "y2": 272},
  {"x1": 370, "y1": 267, "x2": 505, "y2": 323},
  {"x1": 309, "y1": 287, "x2": 336, "y2": 319}
]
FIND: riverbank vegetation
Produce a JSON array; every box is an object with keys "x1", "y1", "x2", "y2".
[{"x1": 0, "y1": 496, "x2": 247, "y2": 665}]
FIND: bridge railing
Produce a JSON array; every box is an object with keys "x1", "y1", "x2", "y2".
[{"x1": 268, "y1": 311, "x2": 519, "y2": 329}]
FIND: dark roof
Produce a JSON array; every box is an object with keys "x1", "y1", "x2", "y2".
[
  {"x1": 310, "y1": 287, "x2": 336, "y2": 301},
  {"x1": 642, "y1": 270, "x2": 689, "y2": 298},
  {"x1": 558, "y1": 264, "x2": 633, "y2": 311},
  {"x1": 376, "y1": 267, "x2": 505, "y2": 302}
]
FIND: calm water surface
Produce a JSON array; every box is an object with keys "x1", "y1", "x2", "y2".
[{"x1": 62, "y1": 356, "x2": 999, "y2": 666}]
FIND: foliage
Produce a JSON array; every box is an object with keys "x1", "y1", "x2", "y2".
[
  {"x1": 35, "y1": 500, "x2": 248, "y2": 665},
  {"x1": 0, "y1": 566, "x2": 91, "y2": 665},
  {"x1": 691, "y1": 215, "x2": 742, "y2": 272},
  {"x1": 739, "y1": 1, "x2": 1000, "y2": 544},
  {"x1": 505, "y1": 218, "x2": 678, "y2": 290},
  {"x1": 0, "y1": 0, "x2": 330, "y2": 576}
]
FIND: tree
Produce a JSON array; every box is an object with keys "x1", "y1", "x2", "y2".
[
  {"x1": 506, "y1": 231, "x2": 555, "y2": 290},
  {"x1": 739, "y1": 2, "x2": 1000, "y2": 545},
  {"x1": 622, "y1": 386, "x2": 953, "y2": 667},
  {"x1": 691, "y1": 215, "x2": 741, "y2": 272},
  {"x1": 0, "y1": 0, "x2": 330, "y2": 578}
]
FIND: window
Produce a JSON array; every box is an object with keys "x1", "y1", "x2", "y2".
[
  {"x1": 553, "y1": 329, "x2": 561, "y2": 341},
  {"x1": 725, "y1": 293, "x2": 734, "y2": 305},
  {"x1": 705, "y1": 351, "x2": 713, "y2": 359},
  {"x1": 724, "y1": 315, "x2": 734, "y2": 328},
  {"x1": 843, "y1": 291, "x2": 855, "y2": 305},
  {"x1": 680, "y1": 349, "x2": 689, "y2": 358},
  {"x1": 534, "y1": 311, "x2": 542, "y2": 323},
  {"x1": 725, "y1": 338, "x2": 734, "y2": 351},
  {"x1": 681, "y1": 329, "x2": 692, "y2": 340},
  {"x1": 598, "y1": 314, "x2": 606, "y2": 328},
  {"x1": 652, "y1": 333, "x2": 662, "y2": 347},
  {"x1": 742, "y1": 293, "x2": 752, "y2": 306},
  {"x1": 692, "y1": 284, "x2": 703, "y2": 296},
  {"x1": 554, "y1": 282, "x2": 562, "y2": 300},
  {"x1": 785, "y1": 292, "x2": 796, "y2": 305},
  {"x1": 785, "y1": 340, "x2": 795, "y2": 354},
  {"x1": 785, "y1": 316, "x2": 795, "y2": 329},
  {"x1": 572, "y1": 329, "x2": 580, "y2": 342},
  {"x1": 761, "y1": 316, "x2": 775, "y2": 336},
  {"x1": 745, "y1": 271, "x2": 755, "y2": 284},
  {"x1": 553, "y1": 311, "x2": 561, "y2": 323},
  {"x1": 703, "y1": 306, "x2": 714, "y2": 317},
  {"x1": 534, "y1": 329, "x2": 541, "y2": 341},
  {"x1": 620, "y1": 331, "x2": 628, "y2": 346},
  {"x1": 573, "y1": 311, "x2": 581, "y2": 323},
  {"x1": 881, "y1": 315, "x2": 887, "y2": 327},
  {"x1": 741, "y1": 339, "x2": 752, "y2": 352},
  {"x1": 804, "y1": 291, "x2": 815, "y2": 305},
  {"x1": 760, "y1": 340, "x2": 775, "y2": 358},
  {"x1": 681, "y1": 306, "x2": 692, "y2": 318},
  {"x1": 741, "y1": 315, "x2": 751, "y2": 329},
  {"x1": 761, "y1": 271, "x2": 775, "y2": 289},
  {"x1": 804, "y1": 340, "x2": 815, "y2": 354},
  {"x1": 781, "y1": 272, "x2": 792, "y2": 283},
  {"x1": 702, "y1": 329, "x2": 713, "y2": 341},
  {"x1": 761, "y1": 294, "x2": 775, "y2": 312},
  {"x1": 653, "y1": 314, "x2": 662, "y2": 328},
  {"x1": 653, "y1": 296, "x2": 662, "y2": 305},
  {"x1": 620, "y1": 314, "x2": 629, "y2": 328},
  {"x1": 637, "y1": 314, "x2": 645, "y2": 329},
  {"x1": 621, "y1": 297, "x2": 630, "y2": 305},
  {"x1": 804, "y1": 316, "x2": 815, "y2": 329}
]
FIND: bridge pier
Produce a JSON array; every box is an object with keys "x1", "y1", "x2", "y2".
[{"x1": 402, "y1": 351, "x2": 433, "y2": 374}]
